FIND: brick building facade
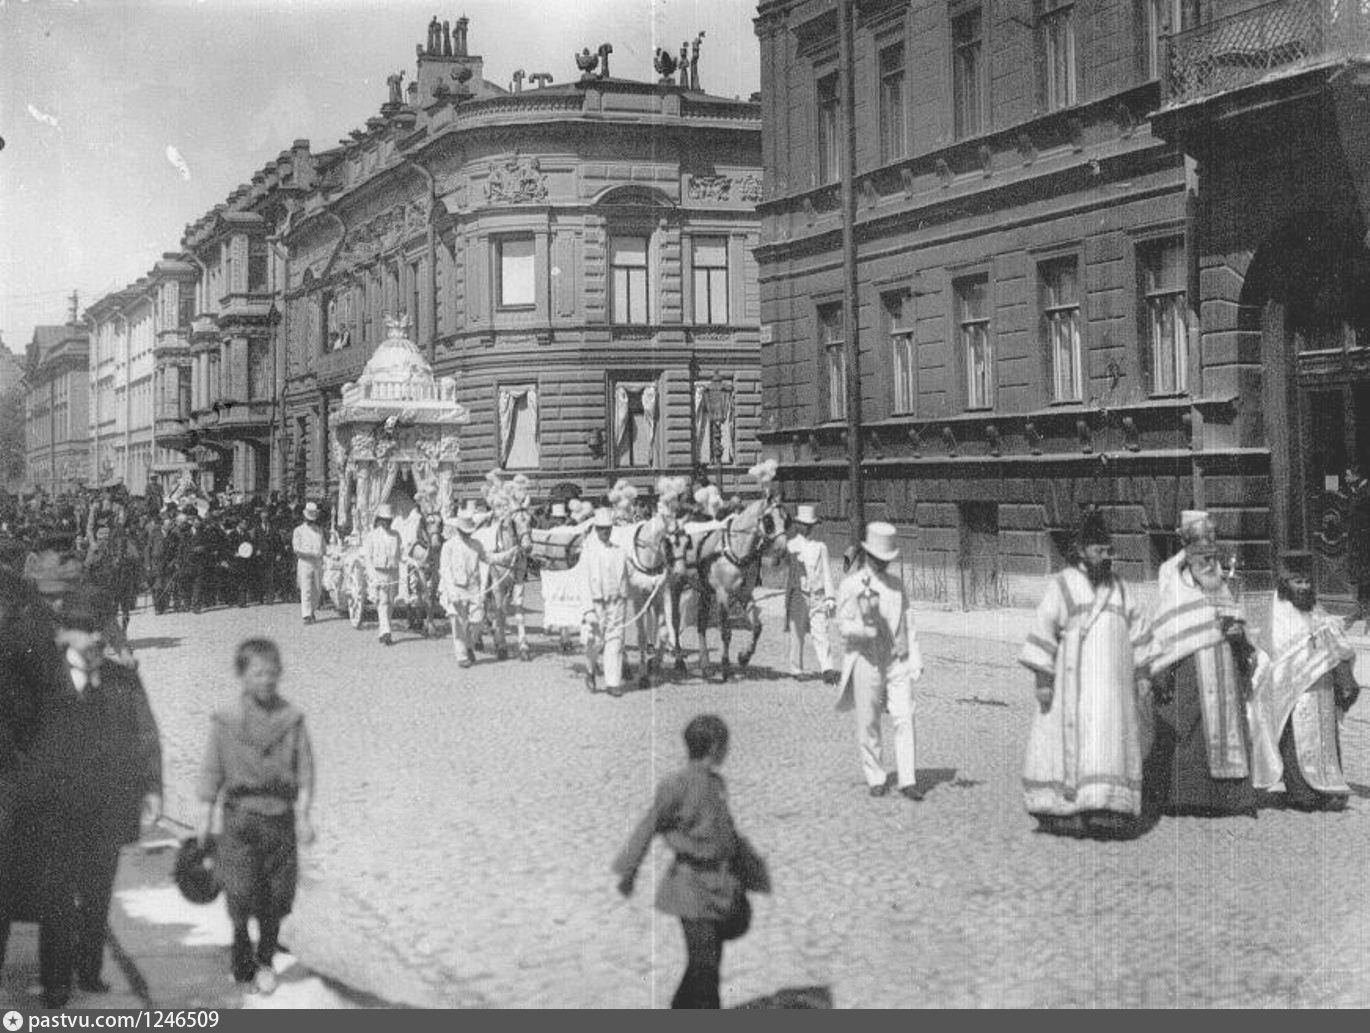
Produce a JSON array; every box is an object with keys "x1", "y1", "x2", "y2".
[
  {"x1": 23, "y1": 315, "x2": 90, "y2": 494},
  {"x1": 280, "y1": 18, "x2": 763, "y2": 506},
  {"x1": 754, "y1": 0, "x2": 1224, "y2": 608}
]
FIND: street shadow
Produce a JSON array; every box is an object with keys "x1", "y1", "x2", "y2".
[
  {"x1": 916, "y1": 767, "x2": 959, "y2": 794},
  {"x1": 127, "y1": 636, "x2": 182, "y2": 651},
  {"x1": 733, "y1": 984, "x2": 833, "y2": 1009},
  {"x1": 1347, "y1": 782, "x2": 1370, "y2": 799},
  {"x1": 955, "y1": 695, "x2": 1010, "y2": 708}
]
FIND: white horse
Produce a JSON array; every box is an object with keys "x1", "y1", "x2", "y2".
[{"x1": 610, "y1": 514, "x2": 688, "y2": 688}]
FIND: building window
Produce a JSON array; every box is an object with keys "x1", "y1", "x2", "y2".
[
  {"x1": 878, "y1": 43, "x2": 906, "y2": 163},
  {"x1": 885, "y1": 291, "x2": 915, "y2": 415},
  {"x1": 1142, "y1": 239, "x2": 1188, "y2": 395},
  {"x1": 612, "y1": 380, "x2": 659, "y2": 468},
  {"x1": 691, "y1": 237, "x2": 729, "y2": 325},
  {"x1": 816, "y1": 72, "x2": 840, "y2": 185},
  {"x1": 248, "y1": 240, "x2": 270, "y2": 293},
  {"x1": 1041, "y1": 258, "x2": 1083, "y2": 402},
  {"x1": 1144, "y1": 1, "x2": 1200, "y2": 80},
  {"x1": 1039, "y1": 2, "x2": 1077, "y2": 112},
  {"x1": 409, "y1": 259, "x2": 422, "y2": 337},
  {"x1": 952, "y1": 7, "x2": 985, "y2": 139},
  {"x1": 819, "y1": 303, "x2": 846, "y2": 421},
  {"x1": 498, "y1": 385, "x2": 539, "y2": 469},
  {"x1": 496, "y1": 237, "x2": 535, "y2": 309},
  {"x1": 610, "y1": 236, "x2": 650, "y2": 324},
  {"x1": 248, "y1": 339, "x2": 272, "y2": 400},
  {"x1": 957, "y1": 275, "x2": 994, "y2": 409}
]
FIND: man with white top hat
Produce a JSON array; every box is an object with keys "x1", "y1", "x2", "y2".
[
  {"x1": 292, "y1": 502, "x2": 325, "y2": 625},
  {"x1": 835, "y1": 521, "x2": 924, "y2": 800},
  {"x1": 785, "y1": 504, "x2": 837, "y2": 683},
  {"x1": 584, "y1": 507, "x2": 631, "y2": 697},
  {"x1": 363, "y1": 504, "x2": 403, "y2": 646},
  {"x1": 439, "y1": 508, "x2": 520, "y2": 668}
]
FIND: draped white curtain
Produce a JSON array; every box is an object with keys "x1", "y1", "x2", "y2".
[
  {"x1": 498, "y1": 387, "x2": 539, "y2": 466},
  {"x1": 694, "y1": 383, "x2": 735, "y2": 463},
  {"x1": 641, "y1": 384, "x2": 658, "y2": 457},
  {"x1": 614, "y1": 384, "x2": 631, "y2": 455}
]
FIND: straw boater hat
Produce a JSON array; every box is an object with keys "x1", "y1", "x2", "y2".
[
  {"x1": 303, "y1": 501, "x2": 320, "y2": 520},
  {"x1": 861, "y1": 521, "x2": 900, "y2": 562},
  {"x1": 593, "y1": 507, "x2": 615, "y2": 529},
  {"x1": 794, "y1": 504, "x2": 819, "y2": 526},
  {"x1": 450, "y1": 512, "x2": 478, "y2": 535}
]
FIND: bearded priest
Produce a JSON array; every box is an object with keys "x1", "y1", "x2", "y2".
[{"x1": 1250, "y1": 551, "x2": 1360, "y2": 811}]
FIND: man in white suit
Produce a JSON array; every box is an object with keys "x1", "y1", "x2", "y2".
[{"x1": 785, "y1": 504, "x2": 836, "y2": 683}]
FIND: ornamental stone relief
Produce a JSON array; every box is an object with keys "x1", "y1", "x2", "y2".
[
  {"x1": 738, "y1": 173, "x2": 763, "y2": 203},
  {"x1": 687, "y1": 175, "x2": 731, "y2": 201},
  {"x1": 485, "y1": 156, "x2": 549, "y2": 204}
]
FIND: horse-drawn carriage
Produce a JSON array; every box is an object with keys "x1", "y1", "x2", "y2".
[{"x1": 325, "y1": 316, "x2": 469, "y2": 630}]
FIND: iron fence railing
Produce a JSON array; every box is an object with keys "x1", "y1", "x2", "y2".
[{"x1": 1166, "y1": 0, "x2": 1370, "y2": 104}]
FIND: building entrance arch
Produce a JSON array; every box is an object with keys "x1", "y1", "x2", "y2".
[{"x1": 1247, "y1": 211, "x2": 1370, "y2": 604}]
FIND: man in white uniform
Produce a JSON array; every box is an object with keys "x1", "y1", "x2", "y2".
[
  {"x1": 785, "y1": 504, "x2": 836, "y2": 683},
  {"x1": 585, "y1": 507, "x2": 630, "y2": 697},
  {"x1": 836, "y1": 522, "x2": 924, "y2": 801},
  {"x1": 439, "y1": 511, "x2": 519, "y2": 668},
  {"x1": 291, "y1": 502, "x2": 325, "y2": 625},
  {"x1": 363, "y1": 504, "x2": 402, "y2": 646}
]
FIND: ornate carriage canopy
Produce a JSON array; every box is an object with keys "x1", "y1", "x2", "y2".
[{"x1": 331, "y1": 317, "x2": 469, "y2": 532}]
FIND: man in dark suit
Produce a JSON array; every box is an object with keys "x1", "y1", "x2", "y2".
[{"x1": 0, "y1": 587, "x2": 162, "y2": 1008}]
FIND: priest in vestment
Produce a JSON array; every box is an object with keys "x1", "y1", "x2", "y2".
[
  {"x1": 1018, "y1": 510, "x2": 1156, "y2": 838},
  {"x1": 1250, "y1": 550, "x2": 1360, "y2": 811},
  {"x1": 1145, "y1": 530, "x2": 1258, "y2": 817}
]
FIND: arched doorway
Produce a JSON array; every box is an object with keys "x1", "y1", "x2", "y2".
[{"x1": 1247, "y1": 212, "x2": 1370, "y2": 604}]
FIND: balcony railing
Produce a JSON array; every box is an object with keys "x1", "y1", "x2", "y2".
[{"x1": 1166, "y1": 0, "x2": 1370, "y2": 105}]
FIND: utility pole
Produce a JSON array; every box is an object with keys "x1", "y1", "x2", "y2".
[{"x1": 839, "y1": 0, "x2": 865, "y2": 543}]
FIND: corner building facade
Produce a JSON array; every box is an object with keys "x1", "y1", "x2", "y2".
[
  {"x1": 281, "y1": 19, "x2": 763, "y2": 504},
  {"x1": 753, "y1": 0, "x2": 1250, "y2": 608}
]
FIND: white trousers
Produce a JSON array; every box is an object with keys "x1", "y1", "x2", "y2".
[
  {"x1": 584, "y1": 599, "x2": 626, "y2": 688},
  {"x1": 373, "y1": 570, "x2": 397, "y2": 639},
  {"x1": 787, "y1": 597, "x2": 834, "y2": 674},
  {"x1": 447, "y1": 595, "x2": 483, "y2": 662},
  {"x1": 851, "y1": 656, "x2": 917, "y2": 789},
  {"x1": 297, "y1": 559, "x2": 322, "y2": 619}
]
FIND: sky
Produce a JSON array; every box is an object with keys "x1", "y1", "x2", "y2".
[{"x1": 0, "y1": 0, "x2": 762, "y2": 356}]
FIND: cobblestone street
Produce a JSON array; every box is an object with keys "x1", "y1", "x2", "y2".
[{"x1": 128, "y1": 582, "x2": 1370, "y2": 1009}]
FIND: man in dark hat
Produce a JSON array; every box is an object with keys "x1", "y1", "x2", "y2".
[
  {"x1": 1019, "y1": 508, "x2": 1156, "y2": 838},
  {"x1": 1250, "y1": 550, "x2": 1361, "y2": 810},
  {"x1": 1, "y1": 587, "x2": 161, "y2": 1007}
]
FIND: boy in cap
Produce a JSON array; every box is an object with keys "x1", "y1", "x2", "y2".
[
  {"x1": 836, "y1": 522, "x2": 924, "y2": 800},
  {"x1": 196, "y1": 638, "x2": 314, "y2": 996},
  {"x1": 613, "y1": 714, "x2": 769, "y2": 1009},
  {"x1": 292, "y1": 502, "x2": 326, "y2": 624},
  {"x1": 784, "y1": 504, "x2": 836, "y2": 683}
]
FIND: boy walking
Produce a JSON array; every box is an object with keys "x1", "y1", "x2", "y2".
[
  {"x1": 613, "y1": 715, "x2": 769, "y2": 1009},
  {"x1": 196, "y1": 639, "x2": 315, "y2": 995}
]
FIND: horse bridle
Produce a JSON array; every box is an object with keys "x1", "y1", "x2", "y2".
[{"x1": 720, "y1": 501, "x2": 785, "y2": 570}]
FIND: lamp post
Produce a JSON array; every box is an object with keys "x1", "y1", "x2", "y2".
[{"x1": 704, "y1": 370, "x2": 732, "y2": 497}]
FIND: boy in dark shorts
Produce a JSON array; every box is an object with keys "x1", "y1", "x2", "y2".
[
  {"x1": 196, "y1": 638, "x2": 315, "y2": 995},
  {"x1": 613, "y1": 714, "x2": 769, "y2": 1009}
]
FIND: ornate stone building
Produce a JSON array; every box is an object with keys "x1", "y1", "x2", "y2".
[
  {"x1": 176, "y1": 141, "x2": 319, "y2": 496},
  {"x1": 755, "y1": 0, "x2": 1209, "y2": 607},
  {"x1": 23, "y1": 304, "x2": 90, "y2": 494},
  {"x1": 84, "y1": 256, "x2": 198, "y2": 494},
  {"x1": 281, "y1": 17, "x2": 763, "y2": 504}
]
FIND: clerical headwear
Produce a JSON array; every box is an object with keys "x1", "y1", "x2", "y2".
[
  {"x1": 1279, "y1": 550, "x2": 1314, "y2": 580},
  {"x1": 1076, "y1": 507, "x2": 1111, "y2": 547},
  {"x1": 1178, "y1": 510, "x2": 1213, "y2": 544}
]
